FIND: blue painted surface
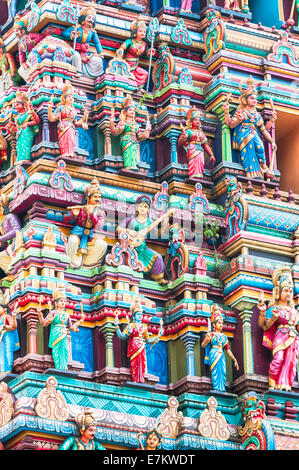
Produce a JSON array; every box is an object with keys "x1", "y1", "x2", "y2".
[
  {"x1": 146, "y1": 340, "x2": 168, "y2": 385},
  {"x1": 70, "y1": 327, "x2": 94, "y2": 372},
  {"x1": 250, "y1": 0, "x2": 283, "y2": 28}
]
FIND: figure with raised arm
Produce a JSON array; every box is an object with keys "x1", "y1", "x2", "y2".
[{"x1": 0, "y1": 290, "x2": 20, "y2": 375}]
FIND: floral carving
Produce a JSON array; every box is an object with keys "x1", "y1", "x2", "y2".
[
  {"x1": 197, "y1": 396, "x2": 230, "y2": 441},
  {"x1": 35, "y1": 376, "x2": 69, "y2": 421}
]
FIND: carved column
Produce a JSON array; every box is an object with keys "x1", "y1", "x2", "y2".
[
  {"x1": 6, "y1": 132, "x2": 17, "y2": 167},
  {"x1": 27, "y1": 315, "x2": 38, "y2": 354},
  {"x1": 40, "y1": 109, "x2": 50, "y2": 142},
  {"x1": 166, "y1": 129, "x2": 180, "y2": 164},
  {"x1": 102, "y1": 124, "x2": 112, "y2": 155},
  {"x1": 101, "y1": 326, "x2": 115, "y2": 368},
  {"x1": 181, "y1": 333, "x2": 197, "y2": 376},
  {"x1": 239, "y1": 306, "x2": 254, "y2": 375},
  {"x1": 219, "y1": 113, "x2": 232, "y2": 163}
]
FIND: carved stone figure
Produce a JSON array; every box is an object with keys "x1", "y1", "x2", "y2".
[
  {"x1": 48, "y1": 84, "x2": 88, "y2": 159},
  {"x1": 0, "y1": 38, "x2": 16, "y2": 91},
  {"x1": 114, "y1": 296, "x2": 163, "y2": 383},
  {"x1": 152, "y1": 43, "x2": 175, "y2": 92},
  {"x1": 63, "y1": 178, "x2": 107, "y2": 269},
  {"x1": 0, "y1": 290, "x2": 20, "y2": 376},
  {"x1": 223, "y1": 76, "x2": 276, "y2": 179},
  {"x1": 257, "y1": 267, "x2": 299, "y2": 391},
  {"x1": 13, "y1": 15, "x2": 44, "y2": 80},
  {"x1": 62, "y1": 5, "x2": 104, "y2": 79},
  {"x1": 59, "y1": 409, "x2": 105, "y2": 450},
  {"x1": 7, "y1": 91, "x2": 40, "y2": 165},
  {"x1": 0, "y1": 194, "x2": 22, "y2": 275},
  {"x1": 201, "y1": 304, "x2": 239, "y2": 392},
  {"x1": 178, "y1": 107, "x2": 215, "y2": 179},
  {"x1": 37, "y1": 289, "x2": 83, "y2": 370},
  {"x1": 110, "y1": 97, "x2": 151, "y2": 171},
  {"x1": 203, "y1": 8, "x2": 226, "y2": 62}
]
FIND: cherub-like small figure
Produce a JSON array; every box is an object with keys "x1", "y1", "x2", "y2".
[
  {"x1": 59, "y1": 409, "x2": 105, "y2": 450},
  {"x1": 110, "y1": 96, "x2": 151, "y2": 171},
  {"x1": 38, "y1": 289, "x2": 83, "y2": 370},
  {"x1": 48, "y1": 84, "x2": 88, "y2": 158},
  {"x1": 178, "y1": 107, "x2": 215, "y2": 179},
  {"x1": 137, "y1": 429, "x2": 162, "y2": 450},
  {"x1": 114, "y1": 297, "x2": 163, "y2": 383},
  {"x1": 0, "y1": 290, "x2": 20, "y2": 375},
  {"x1": 202, "y1": 304, "x2": 239, "y2": 392}
]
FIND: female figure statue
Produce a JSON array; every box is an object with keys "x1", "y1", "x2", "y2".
[
  {"x1": 201, "y1": 304, "x2": 239, "y2": 391},
  {"x1": 48, "y1": 85, "x2": 89, "y2": 158},
  {"x1": 113, "y1": 297, "x2": 163, "y2": 383},
  {"x1": 0, "y1": 291, "x2": 20, "y2": 375},
  {"x1": 223, "y1": 76, "x2": 277, "y2": 179},
  {"x1": 37, "y1": 290, "x2": 83, "y2": 370},
  {"x1": 257, "y1": 266, "x2": 299, "y2": 391},
  {"x1": 7, "y1": 91, "x2": 40, "y2": 165},
  {"x1": 116, "y1": 194, "x2": 169, "y2": 285},
  {"x1": 178, "y1": 107, "x2": 215, "y2": 179},
  {"x1": 116, "y1": 17, "x2": 152, "y2": 91},
  {"x1": 110, "y1": 97, "x2": 151, "y2": 170}
]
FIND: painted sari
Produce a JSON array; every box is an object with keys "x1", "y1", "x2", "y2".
[
  {"x1": 204, "y1": 332, "x2": 230, "y2": 391},
  {"x1": 182, "y1": 128, "x2": 208, "y2": 178},
  {"x1": 48, "y1": 310, "x2": 72, "y2": 370},
  {"x1": 15, "y1": 111, "x2": 39, "y2": 163},
  {"x1": 0, "y1": 314, "x2": 20, "y2": 374},
  {"x1": 122, "y1": 39, "x2": 148, "y2": 88},
  {"x1": 56, "y1": 105, "x2": 77, "y2": 157},
  {"x1": 127, "y1": 323, "x2": 149, "y2": 383}
]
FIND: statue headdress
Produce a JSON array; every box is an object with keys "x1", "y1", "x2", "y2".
[
  {"x1": 61, "y1": 85, "x2": 74, "y2": 102},
  {"x1": 186, "y1": 106, "x2": 201, "y2": 129},
  {"x1": 84, "y1": 178, "x2": 102, "y2": 199},
  {"x1": 14, "y1": 14, "x2": 27, "y2": 30},
  {"x1": 272, "y1": 266, "x2": 293, "y2": 303},
  {"x1": 0, "y1": 194, "x2": 9, "y2": 207},
  {"x1": 239, "y1": 76, "x2": 257, "y2": 99},
  {"x1": 119, "y1": 96, "x2": 136, "y2": 121},
  {"x1": 80, "y1": 5, "x2": 97, "y2": 17},
  {"x1": 130, "y1": 296, "x2": 143, "y2": 315},
  {"x1": 52, "y1": 287, "x2": 67, "y2": 302},
  {"x1": 136, "y1": 194, "x2": 152, "y2": 207},
  {"x1": 15, "y1": 91, "x2": 29, "y2": 109},
  {"x1": 130, "y1": 16, "x2": 147, "y2": 38},
  {"x1": 76, "y1": 408, "x2": 97, "y2": 431},
  {"x1": 210, "y1": 304, "x2": 224, "y2": 324},
  {"x1": 0, "y1": 289, "x2": 10, "y2": 306}
]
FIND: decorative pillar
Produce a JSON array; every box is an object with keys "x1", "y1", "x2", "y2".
[
  {"x1": 166, "y1": 129, "x2": 181, "y2": 164},
  {"x1": 101, "y1": 326, "x2": 115, "y2": 368},
  {"x1": 238, "y1": 306, "x2": 254, "y2": 375},
  {"x1": 40, "y1": 109, "x2": 50, "y2": 142},
  {"x1": 219, "y1": 113, "x2": 232, "y2": 163},
  {"x1": 102, "y1": 124, "x2": 112, "y2": 155},
  {"x1": 181, "y1": 333, "x2": 197, "y2": 376},
  {"x1": 6, "y1": 132, "x2": 17, "y2": 167},
  {"x1": 27, "y1": 316, "x2": 38, "y2": 354}
]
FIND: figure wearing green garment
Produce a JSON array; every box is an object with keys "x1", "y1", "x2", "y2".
[
  {"x1": 7, "y1": 91, "x2": 39, "y2": 165},
  {"x1": 37, "y1": 289, "x2": 83, "y2": 370},
  {"x1": 59, "y1": 409, "x2": 105, "y2": 450},
  {"x1": 110, "y1": 96, "x2": 151, "y2": 170}
]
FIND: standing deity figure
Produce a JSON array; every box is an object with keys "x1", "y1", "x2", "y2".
[
  {"x1": 48, "y1": 85, "x2": 88, "y2": 159},
  {"x1": 178, "y1": 107, "x2": 215, "y2": 179},
  {"x1": 137, "y1": 429, "x2": 162, "y2": 450},
  {"x1": 117, "y1": 194, "x2": 169, "y2": 285},
  {"x1": 0, "y1": 38, "x2": 16, "y2": 91},
  {"x1": 116, "y1": 17, "x2": 153, "y2": 91},
  {"x1": 110, "y1": 97, "x2": 151, "y2": 170},
  {"x1": 64, "y1": 178, "x2": 107, "y2": 269},
  {"x1": 257, "y1": 267, "x2": 299, "y2": 391},
  {"x1": 114, "y1": 297, "x2": 164, "y2": 383},
  {"x1": 201, "y1": 304, "x2": 239, "y2": 392},
  {"x1": 223, "y1": 76, "x2": 277, "y2": 179},
  {"x1": 180, "y1": 0, "x2": 194, "y2": 13},
  {"x1": 13, "y1": 15, "x2": 44, "y2": 80},
  {"x1": 7, "y1": 91, "x2": 40, "y2": 165},
  {"x1": 0, "y1": 290, "x2": 20, "y2": 375},
  {"x1": 0, "y1": 194, "x2": 22, "y2": 275},
  {"x1": 59, "y1": 409, "x2": 105, "y2": 450},
  {"x1": 0, "y1": 131, "x2": 8, "y2": 167},
  {"x1": 37, "y1": 289, "x2": 83, "y2": 370},
  {"x1": 62, "y1": 5, "x2": 104, "y2": 79}
]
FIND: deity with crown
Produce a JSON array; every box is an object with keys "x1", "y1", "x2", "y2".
[
  {"x1": 223, "y1": 76, "x2": 277, "y2": 179},
  {"x1": 63, "y1": 178, "x2": 107, "y2": 269},
  {"x1": 178, "y1": 107, "x2": 215, "y2": 179},
  {"x1": 59, "y1": 409, "x2": 105, "y2": 450},
  {"x1": 62, "y1": 5, "x2": 104, "y2": 79},
  {"x1": 201, "y1": 304, "x2": 239, "y2": 392},
  {"x1": 257, "y1": 266, "x2": 299, "y2": 391},
  {"x1": 37, "y1": 289, "x2": 83, "y2": 370}
]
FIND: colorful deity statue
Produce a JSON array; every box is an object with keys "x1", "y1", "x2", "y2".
[
  {"x1": 180, "y1": 0, "x2": 194, "y2": 12},
  {"x1": 13, "y1": 15, "x2": 45, "y2": 80},
  {"x1": 117, "y1": 194, "x2": 170, "y2": 285},
  {"x1": 137, "y1": 429, "x2": 162, "y2": 450},
  {"x1": 0, "y1": 290, "x2": 20, "y2": 375},
  {"x1": 59, "y1": 409, "x2": 105, "y2": 450},
  {"x1": 0, "y1": 131, "x2": 8, "y2": 167},
  {"x1": 0, "y1": 194, "x2": 22, "y2": 275},
  {"x1": 178, "y1": 107, "x2": 215, "y2": 179},
  {"x1": 48, "y1": 84, "x2": 88, "y2": 159},
  {"x1": 224, "y1": 0, "x2": 241, "y2": 10},
  {"x1": 201, "y1": 304, "x2": 239, "y2": 392},
  {"x1": 0, "y1": 38, "x2": 16, "y2": 91},
  {"x1": 223, "y1": 76, "x2": 277, "y2": 179},
  {"x1": 64, "y1": 178, "x2": 107, "y2": 269},
  {"x1": 257, "y1": 266, "x2": 299, "y2": 391},
  {"x1": 62, "y1": 5, "x2": 104, "y2": 79},
  {"x1": 114, "y1": 296, "x2": 164, "y2": 383},
  {"x1": 116, "y1": 17, "x2": 153, "y2": 91},
  {"x1": 110, "y1": 96, "x2": 151, "y2": 171},
  {"x1": 6, "y1": 91, "x2": 40, "y2": 165},
  {"x1": 37, "y1": 289, "x2": 83, "y2": 370}
]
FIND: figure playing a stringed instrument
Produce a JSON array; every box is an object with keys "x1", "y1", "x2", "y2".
[
  {"x1": 223, "y1": 76, "x2": 277, "y2": 179},
  {"x1": 117, "y1": 195, "x2": 173, "y2": 285},
  {"x1": 114, "y1": 297, "x2": 164, "y2": 383}
]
